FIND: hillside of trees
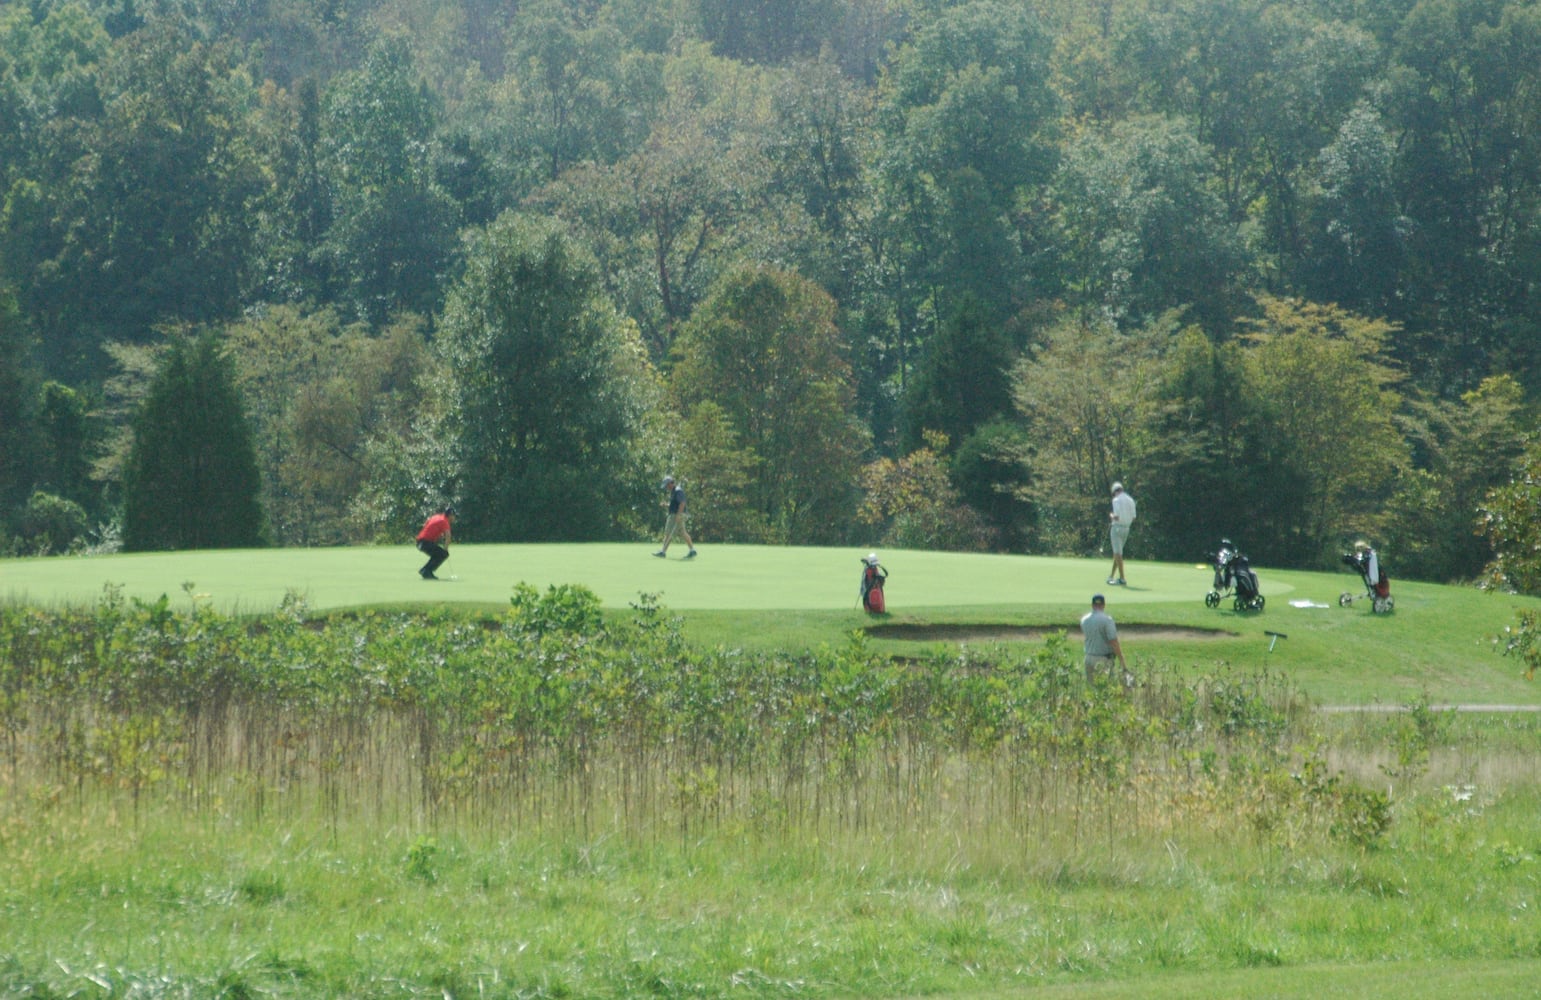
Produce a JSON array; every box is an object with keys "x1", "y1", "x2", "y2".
[{"x1": 3, "y1": 0, "x2": 1540, "y2": 586}]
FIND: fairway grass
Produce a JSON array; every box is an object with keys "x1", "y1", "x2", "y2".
[
  {"x1": 5, "y1": 544, "x2": 1538, "y2": 706},
  {"x1": 4, "y1": 543, "x2": 1248, "y2": 612}
]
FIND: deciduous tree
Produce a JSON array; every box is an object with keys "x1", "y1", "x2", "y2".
[
  {"x1": 859, "y1": 430, "x2": 995, "y2": 551},
  {"x1": 671, "y1": 265, "x2": 869, "y2": 544},
  {"x1": 227, "y1": 305, "x2": 430, "y2": 545},
  {"x1": 1008, "y1": 312, "x2": 1171, "y2": 555},
  {"x1": 434, "y1": 212, "x2": 653, "y2": 541},
  {"x1": 669, "y1": 400, "x2": 769, "y2": 544},
  {"x1": 901, "y1": 293, "x2": 1018, "y2": 453},
  {"x1": 1481, "y1": 437, "x2": 1541, "y2": 595},
  {"x1": 1385, "y1": 0, "x2": 1541, "y2": 382},
  {"x1": 0, "y1": 285, "x2": 39, "y2": 534},
  {"x1": 6, "y1": 20, "x2": 263, "y2": 382},
  {"x1": 1137, "y1": 325, "x2": 1259, "y2": 562},
  {"x1": 873, "y1": 1, "x2": 1058, "y2": 344},
  {"x1": 1301, "y1": 103, "x2": 1409, "y2": 319},
  {"x1": 1046, "y1": 114, "x2": 1243, "y2": 330},
  {"x1": 1236, "y1": 296, "x2": 1408, "y2": 564},
  {"x1": 533, "y1": 47, "x2": 770, "y2": 361},
  {"x1": 1389, "y1": 374, "x2": 1529, "y2": 581},
  {"x1": 317, "y1": 37, "x2": 459, "y2": 325}
]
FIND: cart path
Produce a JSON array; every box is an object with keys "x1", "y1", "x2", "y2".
[{"x1": 1316, "y1": 704, "x2": 1540, "y2": 713}]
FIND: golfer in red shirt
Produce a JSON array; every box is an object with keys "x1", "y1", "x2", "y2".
[{"x1": 416, "y1": 506, "x2": 455, "y2": 580}]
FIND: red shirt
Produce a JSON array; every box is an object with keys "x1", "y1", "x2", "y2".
[{"x1": 417, "y1": 513, "x2": 452, "y2": 543}]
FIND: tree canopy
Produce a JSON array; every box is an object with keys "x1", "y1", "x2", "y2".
[{"x1": 5, "y1": 0, "x2": 1541, "y2": 585}]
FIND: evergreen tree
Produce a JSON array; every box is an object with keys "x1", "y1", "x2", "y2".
[
  {"x1": 0, "y1": 287, "x2": 40, "y2": 533},
  {"x1": 122, "y1": 333, "x2": 265, "y2": 551},
  {"x1": 36, "y1": 381, "x2": 96, "y2": 509}
]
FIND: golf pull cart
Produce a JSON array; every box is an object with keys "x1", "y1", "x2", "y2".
[
  {"x1": 1204, "y1": 539, "x2": 1265, "y2": 612},
  {"x1": 1339, "y1": 544, "x2": 1394, "y2": 614}
]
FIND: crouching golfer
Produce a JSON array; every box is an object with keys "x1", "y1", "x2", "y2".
[
  {"x1": 653, "y1": 476, "x2": 697, "y2": 559},
  {"x1": 416, "y1": 506, "x2": 455, "y2": 580},
  {"x1": 1080, "y1": 593, "x2": 1128, "y2": 685}
]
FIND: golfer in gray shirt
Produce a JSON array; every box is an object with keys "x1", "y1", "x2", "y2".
[{"x1": 1080, "y1": 593, "x2": 1127, "y2": 684}]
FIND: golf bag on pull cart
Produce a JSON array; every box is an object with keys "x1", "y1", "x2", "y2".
[
  {"x1": 1205, "y1": 539, "x2": 1265, "y2": 612},
  {"x1": 1340, "y1": 545, "x2": 1393, "y2": 614},
  {"x1": 859, "y1": 553, "x2": 888, "y2": 614}
]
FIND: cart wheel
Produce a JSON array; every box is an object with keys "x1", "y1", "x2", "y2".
[
  {"x1": 1373, "y1": 596, "x2": 1394, "y2": 614},
  {"x1": 1253, "y1": 595, "x2": 1266, "y2": 611},
  {"x1": 1205, "y1": 591, "x2": 1220, "y2": 608},
  {"x1": 1338, "y1": 592, "x2": 1353, "y2": 607}
]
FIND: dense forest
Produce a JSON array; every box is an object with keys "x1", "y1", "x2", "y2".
[{"x1": 3, "y1": 0, "x2": 1540, "y2": 585}]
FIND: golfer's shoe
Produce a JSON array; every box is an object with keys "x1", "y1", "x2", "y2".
[
  {"x1": 1107, "y1": 577, "x2": 1118, "y2": 585},
  {"x1": 685, "y1": 549, "x2": 697, "y2": 559},
  {"x1": 423, "y1": 573, "x2": 439, "y2": 581},
  {"x1": 653, "y1": 550, "x2": 666, "y2": 557},
  {"x1": 1116, "y1": 578, "x2": 1127, "y2": 585}
]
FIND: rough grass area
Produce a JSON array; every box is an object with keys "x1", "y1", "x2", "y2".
[{"x1": 3, "y1": 795, "x2": 1539, "y2": 999}]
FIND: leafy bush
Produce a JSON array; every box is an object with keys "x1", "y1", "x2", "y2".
[
  {"x1": 508, "y1": 581, "x2": 605, "y2": 636},
  {"x1": 17, "y1": 490, "x2": 89, "y2": 554},
  {"x1": 1497, "y1": 608, "x2": 1541, "y2": 680}
]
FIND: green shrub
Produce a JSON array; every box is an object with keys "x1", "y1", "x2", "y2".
[
  {"x1": 508, "y1": 581, "x2": 605, "y2": 636},
  {"x1": 18, "y1": 490, "x2": 89, "y2": 554}
]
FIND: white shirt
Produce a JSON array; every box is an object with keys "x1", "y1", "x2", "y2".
[{"x1": 1111, "y1": 491, "x2": 1136, "y2": 524}]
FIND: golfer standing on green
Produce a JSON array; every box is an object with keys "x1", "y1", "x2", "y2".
[
  {"x1": 1107, "y1": 481, "x2": 1136, "y2": 586},
  {"x1": 1080, "y1": 593, "x2": 1127, "y2": 684},
  {"x1": 653, "y1": 475, "x2": 697, "y2": 559}
]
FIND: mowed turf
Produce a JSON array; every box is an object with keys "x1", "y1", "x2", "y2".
[
  {"x1": 4, "y1": 543, "x2": 1539, "y2": 706},
  {"x1": 0, "y1": 542, "x2": 1373, "y2": 611}
]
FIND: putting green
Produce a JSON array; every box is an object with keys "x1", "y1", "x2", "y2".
[{"x1": 1, "y1": 544, "x2": 1291, "y2": 613}]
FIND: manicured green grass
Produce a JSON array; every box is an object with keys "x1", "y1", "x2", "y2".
[
  {"x1": 6, "y1": 544, "x2": 1538, "y2": 706},
  {"x1": 7, "y1": 542, "x2": 1155, "y2": 611}
]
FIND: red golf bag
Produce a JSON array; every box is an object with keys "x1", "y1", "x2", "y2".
[{"x1": 860, "y1": 558, "x2": 887, "y2": 613}]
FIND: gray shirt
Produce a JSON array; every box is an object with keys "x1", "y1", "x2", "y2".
[{"x1": 1081, "y1": 608, "x2": 1119, "y2": 657}]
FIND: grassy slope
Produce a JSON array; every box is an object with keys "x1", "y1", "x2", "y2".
[{"x1": 5, "y1": 544, "x2": 1536, "y2": 705}]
